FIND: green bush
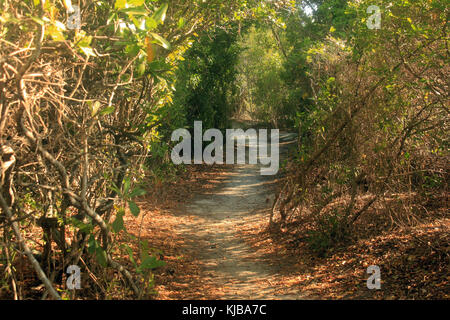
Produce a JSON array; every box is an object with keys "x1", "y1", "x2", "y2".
[{"x1": 306, "y1": 213, "x2": 349, "y2": 257}]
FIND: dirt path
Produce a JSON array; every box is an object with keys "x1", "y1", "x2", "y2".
[
  {"x1": 147, "y1": 125, "x2": 449, "y2": 300},
  {"x1": 171, "y1": 131, "x2": 307, "y2": 299}
]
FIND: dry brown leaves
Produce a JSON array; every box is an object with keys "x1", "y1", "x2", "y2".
[
  {"x1": 239, "y1": 200, "x2": 449, "y2": 300},
  {"x1": 123, "y1": 164, "x2": 233, "y2": 299}
]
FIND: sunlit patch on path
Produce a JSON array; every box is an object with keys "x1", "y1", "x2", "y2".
[{"x1": 172, "y1": 131, "x2": 306, "y2": 299}]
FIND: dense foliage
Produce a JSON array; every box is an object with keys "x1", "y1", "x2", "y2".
[
  {"x1": 0, "y1": 0, "x2": 293, "y2": 299},
  {"x1": 0, "y1": 0, "x2": 447, "y2": 299},
  {"x1": 173, "y1": 26, "x2": 241, "y2": 130},
  {"x1": 266, "y1": 0, "x2": 448, "y2": 256}
]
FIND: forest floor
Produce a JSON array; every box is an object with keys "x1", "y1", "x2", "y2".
[
  {"x1": 124, "y1": 130, "x2": 448, "y2": 300},
  {"x1": 126, "y1": 132, "x2": 312, "y2": 299},
  {"x1": 127, "y1": 160, "x2": 448, "y2": 300}
]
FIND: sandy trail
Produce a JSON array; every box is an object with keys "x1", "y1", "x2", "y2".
[{"x1": 174, "y1": 131, "x2": 306, "y2": 299}]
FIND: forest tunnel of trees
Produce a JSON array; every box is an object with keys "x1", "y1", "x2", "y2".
[{"x1": 0, "y1": 0, "x2": 448, "y2": 299}]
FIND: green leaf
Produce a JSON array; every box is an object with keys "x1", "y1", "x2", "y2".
[
  {"x1": 30, "y1": 16, "x2": 45, "y2": 26},
  {"x1": 112, "y1": 211, "x2": 125, "y2": 233},
  {"x1": 140, "y1": 239, "x2": 150, "y2": 260},
  {"x1": 79, "y1": 46, "x2": 97, "y2": 57},
  {"x1": 145, "y1": 17, "x2": 158, "y2": 30},
  {"x1": 137, "y1": 61, "x2": 146, "y2": 76},
  {"x1": 46, "y1": 25, "x2": 65, "y2": 41},
  {"x1": 87, "y1": 235, "x2": 97, "y2": 254},
  {"x1": 76, "y1": 33, "x2": 93, "y2": 47},
  {"x1": 99, "y1": 106, "x2": 115, "y2": 116},
  {"x1": 128, "y1": 201, "x2": 140, "y2": 217},
  {"x1": 129, "y1": 15, "x2": 143, "y2": 30},
  {"x1": 150, "y1": 32, "x2": 171, "y2": 50},
  {"x1": 108, "y1": 182, "x2": 122, "y2": 197},
  {"x1": 152, "y1": 3, "x2": 168, "y2": 24},
  {"x1": 71, "y1": 217, "x2": 93, "y2": 233},
  {"x1": 178, "y1": 17, "x2": 185, "y2": 28},
  {"x1": 407, "y1": 17, "x2": 417, "y2": 31},
  {"x1": 129, "y1": 187, "x2": 146, "y2": 198},
  {"x1": 137, "y1": 256, "x2": 165, "y2": 272},
  {"x1": 54, "y1": 21, "x2": 66, "y2": 31},
  {"x1": 96, "y1": 247, "x2": 108, "y2": 267},
  {"x1": 107, "y1": 13, "x2": 117, "y2": 25},
  {"x1": 120, "y1": 7, "x2": 147, "y2": 15},
  {"x1": 115, "y1": 0, "x2": 127, "y2": 9},
  {"x1": 125, "y1": 43, "x2": 140, "y2": 57},
  {"x1": 122, "y1": 244, "x2": 137, "y2": 268},
  {"x1": 123, "y1": 177, "x2": 131, "y2": 195},
  {"x1": 90, "y1": 101, "x2": 101, "y2": 116},
  {"x1": 128, "y1": 0, "x2": 144, "y2": 6}
]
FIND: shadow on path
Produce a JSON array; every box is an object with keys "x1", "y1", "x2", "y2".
[{"x1": 173, "y1": 131, "x2": 308, "y2": 299}]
